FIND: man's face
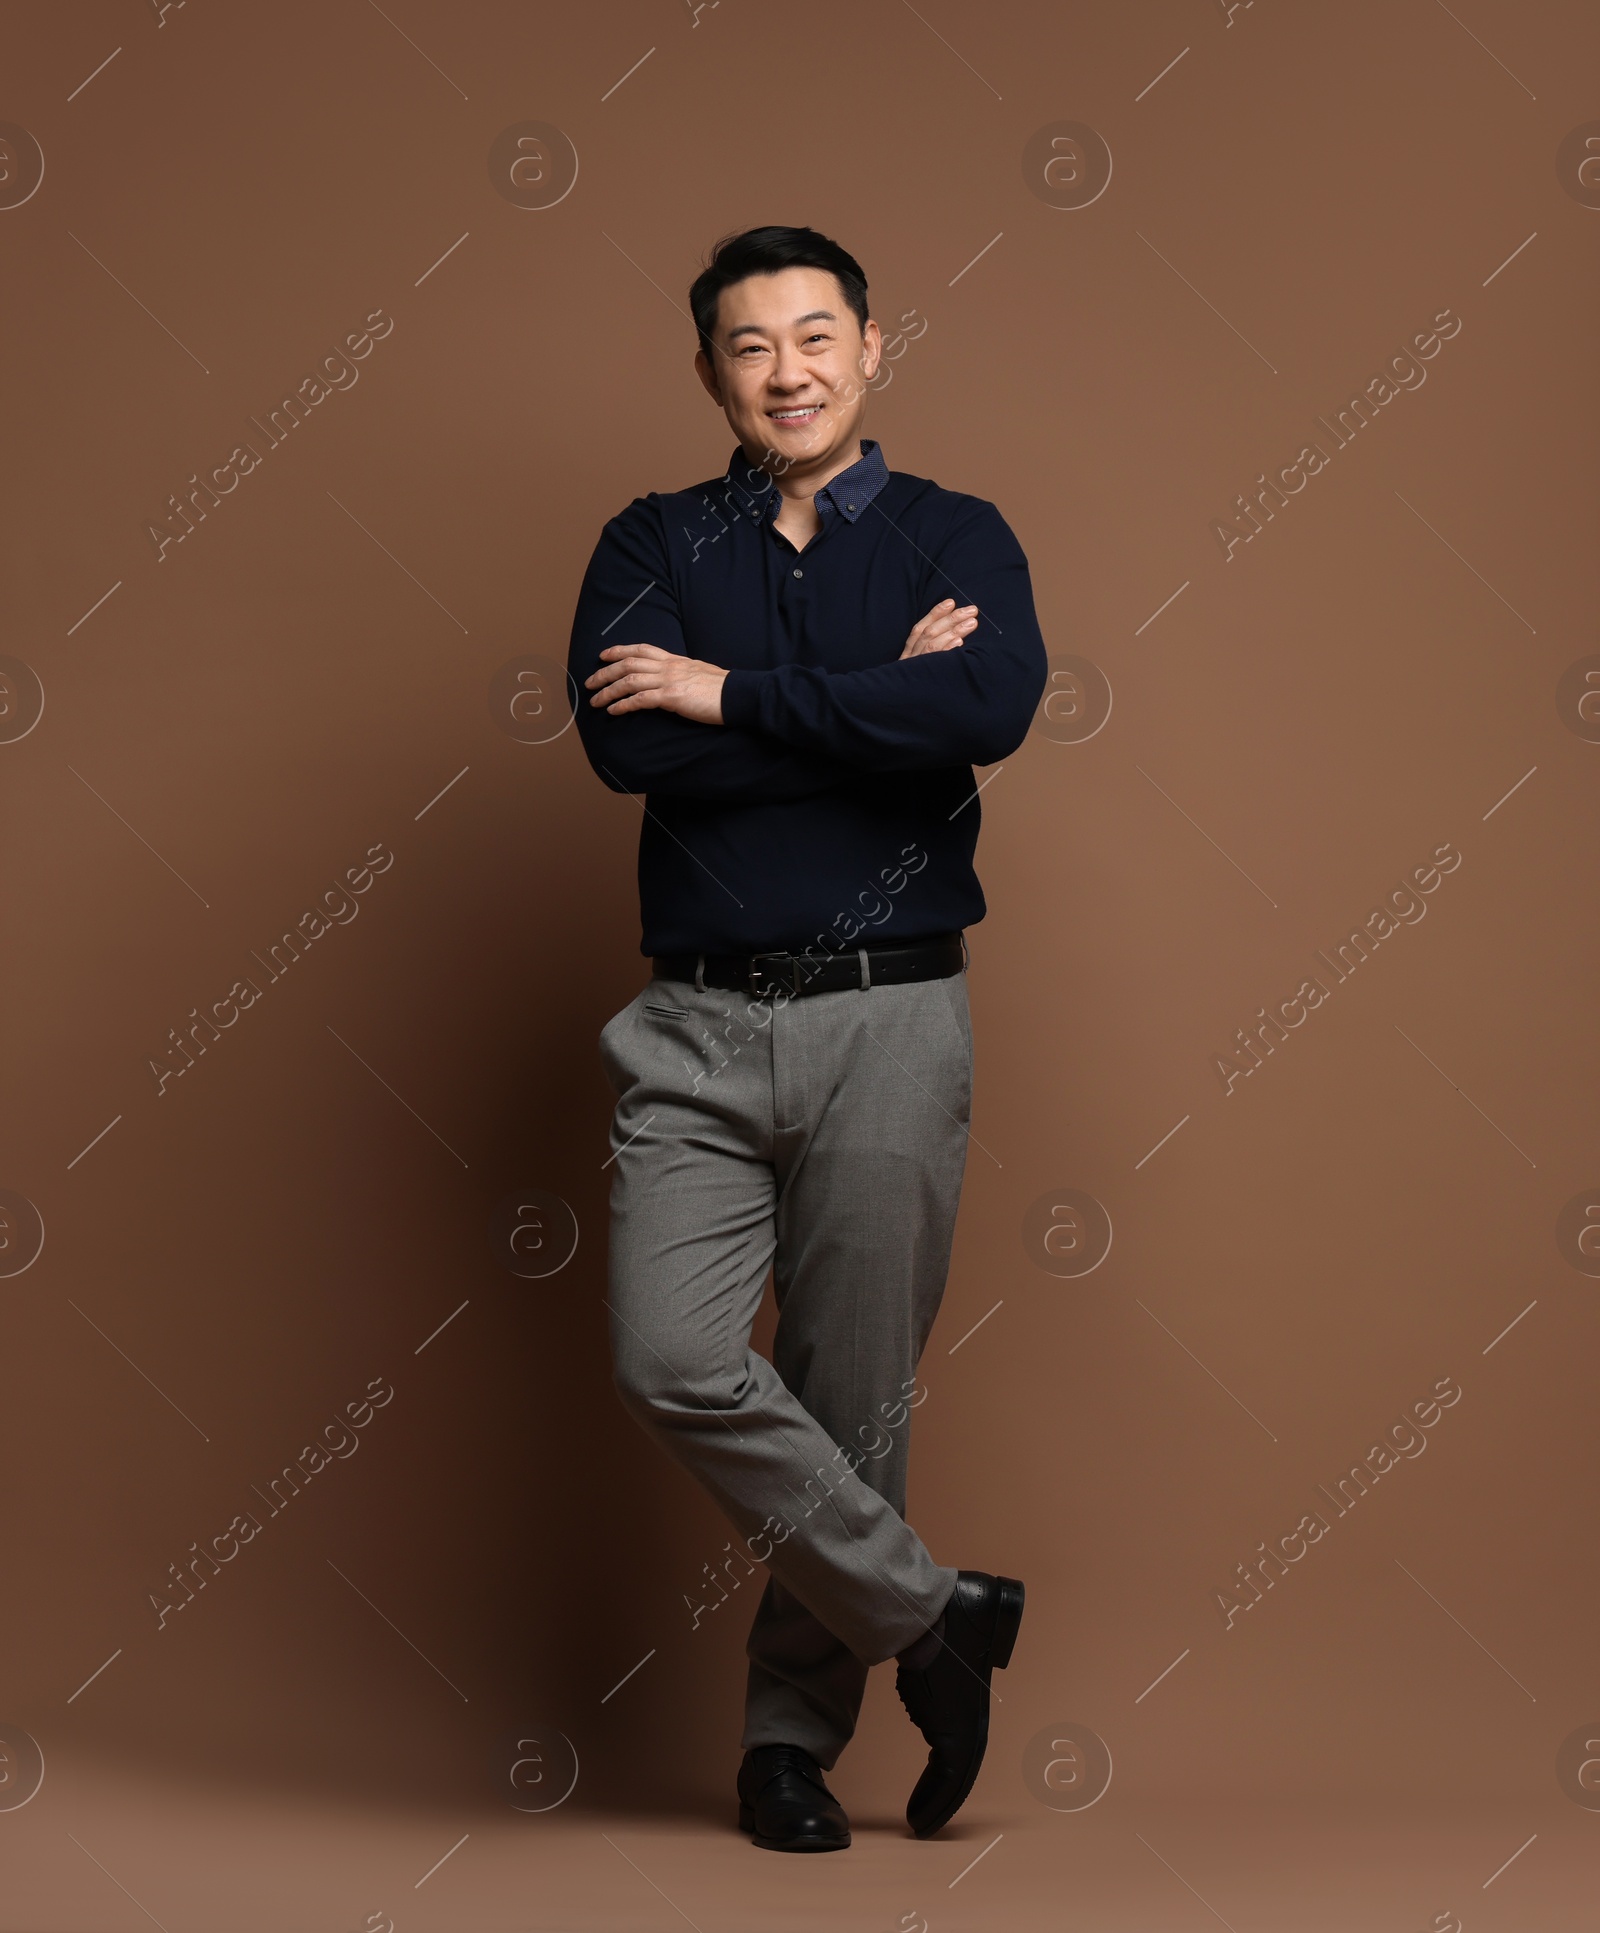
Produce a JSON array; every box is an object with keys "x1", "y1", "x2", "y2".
[{"x1": 695, "y1": 266, "x2": 882, "y2": 474}]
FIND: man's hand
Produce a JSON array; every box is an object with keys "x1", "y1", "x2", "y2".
[
  {"x1": 901, "y1": 599, "x2": 979, "y2": 657},
  {"x1": 587, "y1": 644, "x2": 728, "y2": 724}
]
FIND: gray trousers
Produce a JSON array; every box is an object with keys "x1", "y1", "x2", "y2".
[{"x1": 599, "y1": 968, "x2": 971, "y2": 1767}]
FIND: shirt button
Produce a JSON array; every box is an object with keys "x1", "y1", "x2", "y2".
[
  {"x1": 792, "y1": 567, "x2": 803, "y2": 578},
  {"x1": 845, "y1": 503, "x2": 854, "y2": 511}
]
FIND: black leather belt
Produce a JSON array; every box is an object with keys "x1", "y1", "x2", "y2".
[{"x1": 652, "y1": 932, "x2": 966, "y2": 1000}]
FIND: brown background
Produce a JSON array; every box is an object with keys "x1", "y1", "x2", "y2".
[{"x1": 2, "y1": 0, "x2": 1597, "y2": 1927}]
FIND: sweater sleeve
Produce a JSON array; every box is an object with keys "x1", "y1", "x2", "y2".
[
  {"x1": 568, "y1": 496, "x2": 854, "y2": 803},
  {"x1": 719, "y1": 496, "x2": 1048, "y2": 771}
]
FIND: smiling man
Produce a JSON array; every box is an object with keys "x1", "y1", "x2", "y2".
[{"x1": 568, "y1": 225, "x2": 1045, "y2": 1852}]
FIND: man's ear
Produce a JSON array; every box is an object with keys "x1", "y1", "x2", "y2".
[
  {"x1": 694, "y1": 348, "x2": 723, "y2": 405},
  {"x1": 857, "y1": 318, "x2": 883, "y2": 384}
]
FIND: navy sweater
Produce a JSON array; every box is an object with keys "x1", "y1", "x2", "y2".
[{"x1": 567, "y1": 439, "x2": 1048, "y2": 957}]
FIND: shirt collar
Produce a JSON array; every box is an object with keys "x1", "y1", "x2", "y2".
[
  {"x1": 724, "y1": 438, "x2": 889, "y2": 526},
  {"x1": 816, "y1": 439, "x2": 889, "y2": 522}
]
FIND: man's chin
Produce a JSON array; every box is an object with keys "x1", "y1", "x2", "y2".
[{"x1": 745, "y1": 418, "x2": 850, "y2": 468}]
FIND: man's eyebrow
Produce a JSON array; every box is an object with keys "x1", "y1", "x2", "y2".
[{"x1": 724, "y1": 309, "x2": 839, "y2": 342}]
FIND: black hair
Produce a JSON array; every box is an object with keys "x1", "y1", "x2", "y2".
[{"x1": 689, "y1": 225, "x2": 869, "y2": 365}]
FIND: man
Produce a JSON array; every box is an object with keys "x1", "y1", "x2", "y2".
[{"x1": 567, "y1": 225, "x2": 1045, "y2": 1851}]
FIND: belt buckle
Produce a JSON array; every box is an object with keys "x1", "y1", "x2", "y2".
[{"x1": 747, "y1": 951, "x2": 799, "y2": 999}]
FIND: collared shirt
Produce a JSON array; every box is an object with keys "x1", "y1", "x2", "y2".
[
  {"x1": 742, "y1": 436, "x2": 892, "y2": 529},
  {"x1": 568, "y1": 439, "x2": 1048, "y2": 957}
]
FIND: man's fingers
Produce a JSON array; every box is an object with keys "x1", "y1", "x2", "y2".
[
  {"x1": 587, "y1": 663, "x2": 640, "y2": 691},
  {"x1": 926, "y1": 613, "x2": 978, "y2": 644},
  {"x1": 906, "y1": 602, "x2": 977, "y2": 641},
  {"x1": 904, "y1": 600, "x2": 953, "y2": 647},
  {"x1": 585, "y1": 647, "x2": 723, "y2": 723},
  {"x1": 587, "y1": 648, "x2": 669, "y2": 690},
  {"x1": 902, "y1": 604, "x2": 980, "y2": 657},
  {"x1": 593, "y1": 685, "x2": 654, "y2": 711},
  {"x1": 591, "y1": 668, "x2": 646, "y2": 704},
  {"x1": 591, "y1": 665, "x2": 683, "y2": 709},
  {"x1": 587, "y1": 642, "x2": 665, "y2": 685}
]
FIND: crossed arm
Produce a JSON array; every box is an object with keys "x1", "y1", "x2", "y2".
[
  {"x1": 584, "y1": 597, "x2": 979, "y2": 724},
  {"x1": 567, "y1": 495, "x2": 1046, "y2": 798}
]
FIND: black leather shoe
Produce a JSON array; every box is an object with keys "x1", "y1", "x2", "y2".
[
  {"x1": 895, "y1": 1570, "x2": 1025, "y2": 1838},
  {"x1": 736, "y1": 1744, "x2": 851, "y2": 1852}
]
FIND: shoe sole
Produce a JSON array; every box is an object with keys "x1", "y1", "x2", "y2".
[
  {"x1": 910, "y1": 1574, "x2": 1026, "y2": 1840},
  {"x1": 750, "y1": 1833, "x2": 852, "y2": 1852},
  {"x1": 738, "y1": 1802, "x2": 850, "y2": 1852}
]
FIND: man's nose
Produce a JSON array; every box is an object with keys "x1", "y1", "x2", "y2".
[{"x1": 768, "y1": 349, "x2": 810, "y2": 389}]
